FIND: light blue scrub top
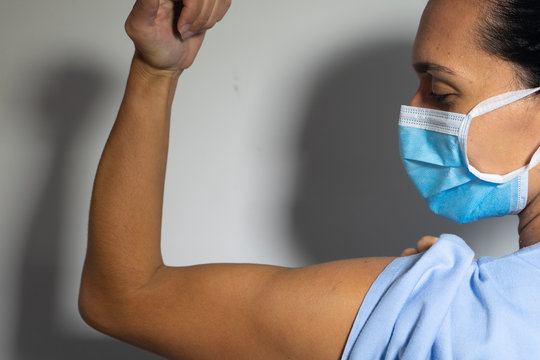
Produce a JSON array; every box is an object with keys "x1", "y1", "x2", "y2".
[{"x1": 342, "y1": 234, "x2": 540, "y2": 359}]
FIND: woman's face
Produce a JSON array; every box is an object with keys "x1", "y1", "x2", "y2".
[{"x1": 410, "y1": 0, "x2": 540, "y2": 176}]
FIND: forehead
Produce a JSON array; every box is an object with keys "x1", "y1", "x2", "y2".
[{"x1": 412, "y1": 0, "x2": 483, "y2": 72}]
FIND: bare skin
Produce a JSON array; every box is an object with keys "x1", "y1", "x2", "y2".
[
  {"x1": 79, "y1": 0, "x2": 540, "y2": 358},
  {"x1": 79, "y1": 1, "x2": 393, "y2": 359},
  {"x1": 400, "y1": 236, "x2": 439, "y2": 257}
]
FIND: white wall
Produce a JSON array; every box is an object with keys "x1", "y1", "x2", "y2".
[{"x1": 0, "y1": 0, "x2": 519, "y2": 358}]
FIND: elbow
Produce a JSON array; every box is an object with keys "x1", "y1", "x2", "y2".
[
  {"x1": 78, "y1": 268, "x2": 155, "y2": 344},
  {"x1": 78, "y1": 281, "x2": 115, "y2": 335},
  {"x1": 78, "y1": 261, "x2": 166, "y2": 342},
  {"x1": 78, "y1": 274, "x2": 164, "y2": 355},
  {"x1": 78, "y1": 276, "x2": 131, "y2": 337}
]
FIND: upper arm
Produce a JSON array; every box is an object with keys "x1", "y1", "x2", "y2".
[{"x1": 105, "y1": 257, "x2": 395, "y2": 359}]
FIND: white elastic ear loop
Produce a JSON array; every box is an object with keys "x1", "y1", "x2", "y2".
[
  {"x1": 458, "y1": 87, "x2": 540, "y2": 183},
  {"x1": 468, "y1": 87, "x2": 540, "y2": 118}
]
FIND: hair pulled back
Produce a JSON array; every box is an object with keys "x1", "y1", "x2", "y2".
[{"x1": 478, "y1": 0, "x2": 540, "y2": 88}]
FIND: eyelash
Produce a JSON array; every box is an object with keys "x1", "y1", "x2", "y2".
[{"x1": 429, "y1": 91, "x2": 451, "y2": 103}]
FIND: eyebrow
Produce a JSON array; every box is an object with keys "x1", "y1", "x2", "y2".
[{"x1": 413, "y1": 62, "x2": 457, "y2": 75}]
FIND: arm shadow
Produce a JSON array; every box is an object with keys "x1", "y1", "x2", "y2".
[{"x1": 14, "y1": 59, "x2": 162, "y2": 359}]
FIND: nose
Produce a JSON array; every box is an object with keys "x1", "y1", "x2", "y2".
[{"x1": 409, "y1": 89, "x2": 422, "y2": 107}]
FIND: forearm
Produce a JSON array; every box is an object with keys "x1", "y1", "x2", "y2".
[{"x1": 82, "y1": 54, "x2": 180, "y2": 299}]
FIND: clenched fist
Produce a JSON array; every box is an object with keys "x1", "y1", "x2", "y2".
[{"x1": 125, "y1": 0, "x2": 231, "y2": 74}]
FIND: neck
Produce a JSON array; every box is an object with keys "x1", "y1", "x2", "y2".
[{"x1": 518, "y1": 168, "x2": 540, "y2": 248}]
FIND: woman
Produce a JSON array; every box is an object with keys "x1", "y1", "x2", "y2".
[{"x1": 79, "y1": 0, "x2": 540, "y2": 358}]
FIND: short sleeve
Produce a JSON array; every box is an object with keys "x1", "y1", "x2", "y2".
[{"x1": 341, "y1": 234, "x2": 475, "y2": 360}]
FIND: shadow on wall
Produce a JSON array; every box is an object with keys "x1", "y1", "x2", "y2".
[
  {"x1": 14, "y1": 61, "x2": 161, "y2": 359},
  {"x1": 290, "y1": 40, "x2": 519, "y2": 263}
]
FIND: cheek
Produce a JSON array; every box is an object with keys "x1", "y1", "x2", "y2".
[
  {"x1": 467, "y1": 109, "x2": 531, "y2": 175},
  {"x1": 466, "y1": 115, "x2": 498, "y2": 173}
]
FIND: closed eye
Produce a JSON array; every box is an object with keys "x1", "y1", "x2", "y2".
[{"x1": 428, "y1": 91, "x2": 451, "y2": 103}]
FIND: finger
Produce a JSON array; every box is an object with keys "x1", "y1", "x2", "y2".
[
  {"x1": 128, "y1": 0, "x2": 160, "y2": 29},
  {"x1": 400, "y1": 248, "x2": 419, "y2": 257},
  {"x1": 417, "y1": 236, "x2": 438, "y2": 253},
  {"x1": 204, "y1": 0, "x2": 229, "y2": 29},
  {"x1": 213, "y1": 0, "x2": 231, "y2": 23},
  {"x1": 178, "y1": 0, "x2": 205, "y2": 30},
  {"x1": 190, "y1": 0, "x2": 216, "y2": 32}
]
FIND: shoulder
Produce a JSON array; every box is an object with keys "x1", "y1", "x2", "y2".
[
  {"x1": 343, "y1": 234, "x2": 478, "y2": 358},
  {"x1": 343, "y1": 234, "x2": 540, "y2": 359}
]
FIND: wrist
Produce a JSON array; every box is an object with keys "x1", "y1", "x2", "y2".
[
  {"x1": 127, "y1": 53, "x2": 182, "y2": 108},
  {"x1": 131, "y1": 52, "x2": 183, "y2": 81}
]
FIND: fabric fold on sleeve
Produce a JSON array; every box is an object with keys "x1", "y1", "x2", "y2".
[{"x1": 342, "y1": 234, "x2": 477, "y2": 360}]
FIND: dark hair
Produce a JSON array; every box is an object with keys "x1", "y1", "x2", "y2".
[{"x1": 477, "y1": 0, "x2": 540, "y2": 88}]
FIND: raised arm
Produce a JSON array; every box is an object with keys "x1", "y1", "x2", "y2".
[{"x1": 78, "y1": 1, "x2": 395, "y2": 358}]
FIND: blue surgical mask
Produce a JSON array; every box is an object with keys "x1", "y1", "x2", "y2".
[{"x1": 399, "y1": 87, "x2": 540, "y2": 223}]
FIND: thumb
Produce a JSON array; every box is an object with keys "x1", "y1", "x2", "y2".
[{"x1": 128, "y1": 0, "x2": 160, "y2": 28}]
